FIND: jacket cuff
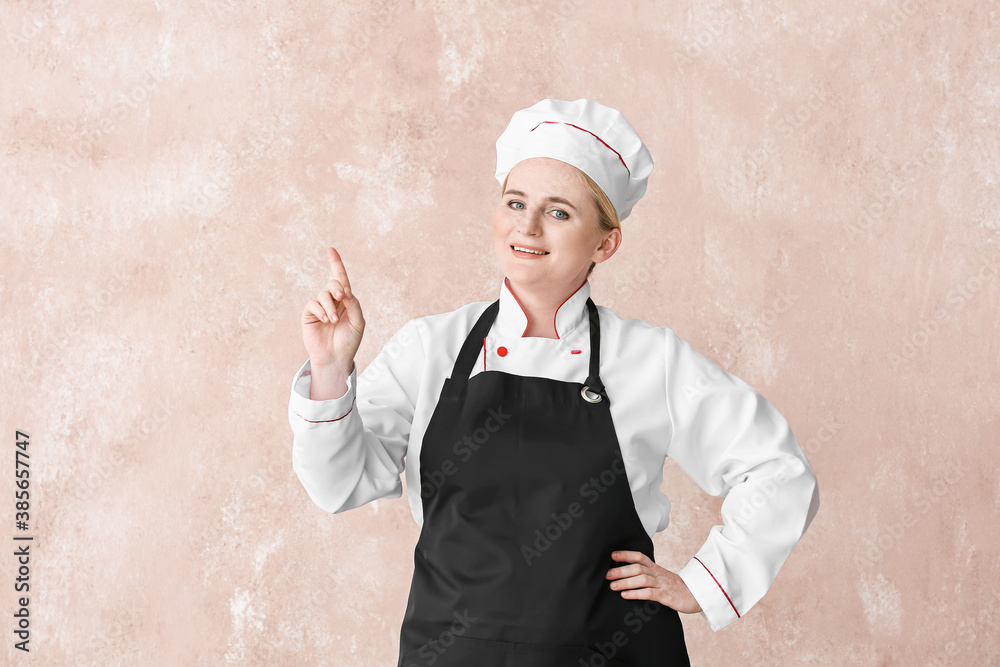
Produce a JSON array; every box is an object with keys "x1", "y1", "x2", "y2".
[
  {"x1": 289, "y1": 359, "x2": 357, "y2": 424},
  {"x1": 677, "y1": 554, "x2": 741, "y2": 632}
]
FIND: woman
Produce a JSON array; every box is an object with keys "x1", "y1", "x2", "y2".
[{"x1": 289, "y1": 98, "x2": 820, "y2": 666}]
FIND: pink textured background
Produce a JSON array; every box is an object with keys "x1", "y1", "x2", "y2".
[{"x1": 3, "y1": 0, "x2": 999, "y2": 664}]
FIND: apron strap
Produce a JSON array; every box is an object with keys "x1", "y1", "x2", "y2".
[
  {"x1": 449, "y1": 299, "x2": 501, "y2": 392},
  {"x1": 582, "y1": 297, "x2": 605, "y2": 398}
]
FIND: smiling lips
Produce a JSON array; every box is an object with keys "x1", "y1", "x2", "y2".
[{"x1": 511, "y1": 244, "x2": 549, "y2": 257}]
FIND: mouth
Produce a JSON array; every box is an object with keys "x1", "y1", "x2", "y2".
[{"x1": 510, "y1": 244, "x2": 550, "y2": 257}]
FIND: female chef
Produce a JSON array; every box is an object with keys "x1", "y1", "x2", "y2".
[{"x1": 288, "y1": 98, "x2": 820, "y2": 666}]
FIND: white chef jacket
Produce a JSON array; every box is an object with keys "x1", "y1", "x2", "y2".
[{"x1": 288, "y1": 277, "x2": 820, "y2": 632}]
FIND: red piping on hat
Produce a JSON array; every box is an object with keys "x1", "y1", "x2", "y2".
[
  {"x1": 504, "y1": 276, "x2": 588, "y2": 339},
  {"x1": 530, "y1": 121, "x2": 631, "y2": 177}
]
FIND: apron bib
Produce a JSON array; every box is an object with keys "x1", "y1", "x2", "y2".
[{"x1": 398, "y1": 297, "x2": 689, "y2": 667}]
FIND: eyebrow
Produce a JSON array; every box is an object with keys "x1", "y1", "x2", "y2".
[{"x1": 504, "y1": 189, "x2": 577, "y2": 211}]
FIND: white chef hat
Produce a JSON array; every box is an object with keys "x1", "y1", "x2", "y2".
[{"x1": 495, "y1": 98, "x2": 654, "y2": 221}]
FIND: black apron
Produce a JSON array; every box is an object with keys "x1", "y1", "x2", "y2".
[{"x1": 397, "y1": 297, "x2": 689, "y2": 667}]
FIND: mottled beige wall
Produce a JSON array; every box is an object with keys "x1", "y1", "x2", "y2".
[{"x1": 3, "y1": 0, "x2": 998, "y2": 664}]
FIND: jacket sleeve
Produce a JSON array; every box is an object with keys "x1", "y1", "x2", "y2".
[
  {"x1": 664, "y1": 327, "x2": 820, "y2": 632},
  {"x1": 288, "y1": 318, "x2": 424, "y2": 514}
]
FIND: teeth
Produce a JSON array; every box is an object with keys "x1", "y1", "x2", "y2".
[{"x1": 513, "y1": 246, "x2": 548, "y2": 255}]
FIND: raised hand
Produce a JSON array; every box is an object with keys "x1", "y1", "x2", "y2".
[{"x1": 301, "y1": 247, "x2": 366, "y2": 378}]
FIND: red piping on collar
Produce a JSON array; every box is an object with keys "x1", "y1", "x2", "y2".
[
  {"x1": 504, "y1": 277, "x2": 530, "y2": 337},
  {"x1": 503, "y1": 276, "x2": 589, "y2": 339},
  {"x1": 530, "y1": 121, "x2": 631, "y2": 177}
]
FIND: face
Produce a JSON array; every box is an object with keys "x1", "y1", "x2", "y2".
[{"x1": 493, "y1": 157, "x2": 620, "y2": 292}]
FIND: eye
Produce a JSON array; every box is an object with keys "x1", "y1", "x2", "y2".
[
  {"x1": 507, "y1": 200, "x2": 525, "y2": 210},
  {"x1": 551, "y1": 208, "x2": 569, "y2": 220}
]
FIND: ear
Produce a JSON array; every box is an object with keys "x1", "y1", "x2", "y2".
[{"x1": 592, "y1": 228, "x2": 622, "y2": 264}]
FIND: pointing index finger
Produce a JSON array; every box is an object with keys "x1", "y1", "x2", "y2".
[{"x1": 327, "y1": 247, "x2": 352, "y2": 291}]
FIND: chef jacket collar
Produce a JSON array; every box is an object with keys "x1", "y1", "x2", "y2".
[{"x1": 495, "y1": 276, "x2": 591, "y2": 339}]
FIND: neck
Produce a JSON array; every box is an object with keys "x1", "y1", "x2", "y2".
[{"x1": 507, "y1": 277, "x2": 583, "y2": 339}]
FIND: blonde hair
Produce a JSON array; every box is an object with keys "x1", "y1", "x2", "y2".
[{"x1": 500, "y1": 168, "x2": 620, "y2": 278}]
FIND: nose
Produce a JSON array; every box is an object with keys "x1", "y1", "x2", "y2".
[{"x1": 518, "y1": 206, "x2": 544, "y2": 235}]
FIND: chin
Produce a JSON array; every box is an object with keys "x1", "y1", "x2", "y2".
[{"x1": 506, "y1": 266, "x2": 548, "y2": 284}]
